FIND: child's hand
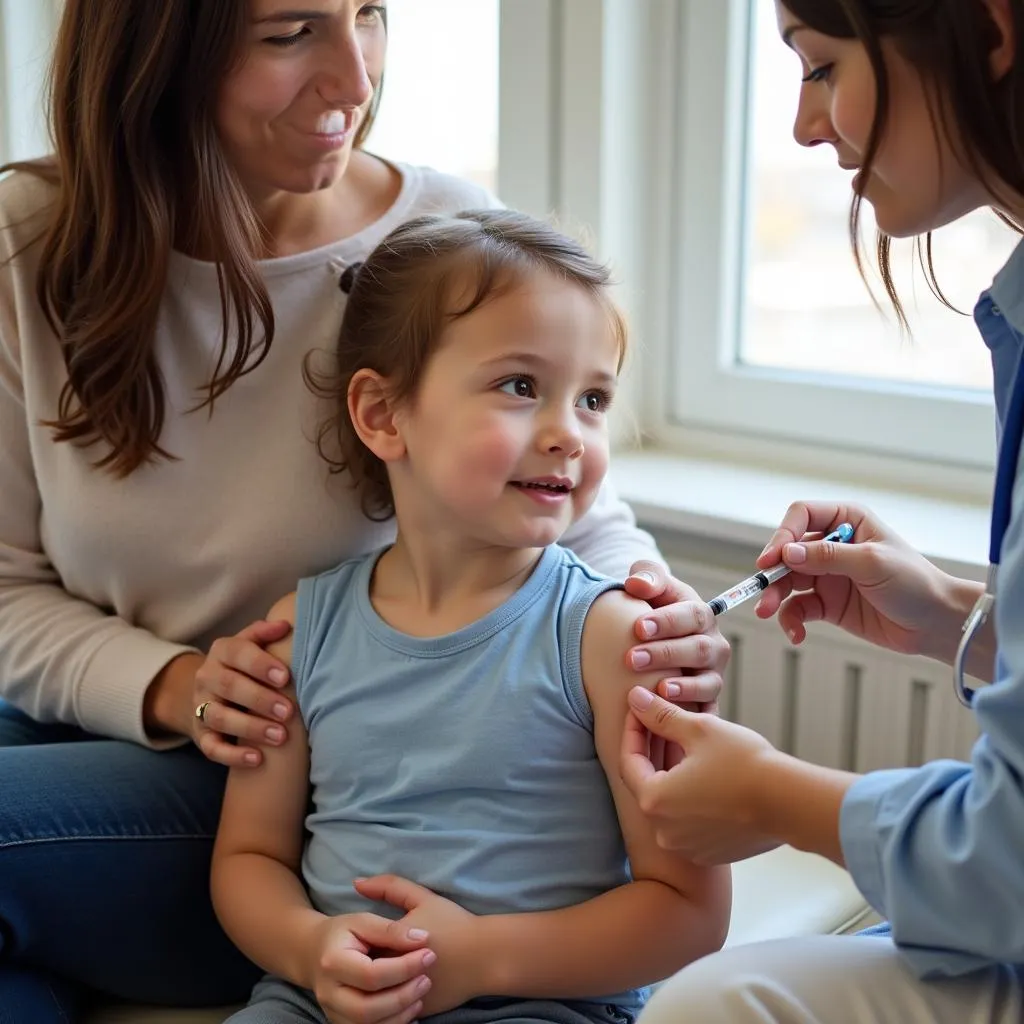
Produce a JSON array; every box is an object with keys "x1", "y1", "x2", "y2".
[
  {"x1": 309, "y1": 911, "x2": 436, "y2": 1024},
  {"x1": 354, "y1": 875, "x2": 481, "y2": 1015}
]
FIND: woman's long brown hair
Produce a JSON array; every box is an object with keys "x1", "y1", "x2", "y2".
[
  {"x1": 781, "y1": 0, "x2": 1024, "y2": 329},
  {"x1": 0, "y1": 0, "x2": 382, "y2": 475}
]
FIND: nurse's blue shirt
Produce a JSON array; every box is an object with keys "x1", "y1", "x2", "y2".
[{"x1": 839, "y1": 238, "x2": 1024, "y2": 977}]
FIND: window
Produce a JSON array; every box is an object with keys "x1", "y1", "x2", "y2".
[
  {"x1": 6, "y1": 0, "x2": 997, "y2": 481},
  {"x1": 656, "y1": 0, "x2": 1012, "y2": 474},
  {"x1": 367, "y1": 0, "x2": 500, "y2": 194},
  {"x1": 0, "y1": 1, "x2": 60, "y2": 164},
  {"x1": 0, "y1": 1, "x2": 501, "y2": 193},
  {"x1": 744, "y1": 0, "x2": 1017, "y2": 394}
]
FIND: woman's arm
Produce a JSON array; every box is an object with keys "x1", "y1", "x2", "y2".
[
  {"x1": 0, "y1": 238, "x2": 199, "y2": 747},
  {"x1": 0, "y1": 350, "x2": 286, "y2": 752},
  {"x1": 755, "y1": 501, "x2": 992, "y2": 676},
  {"x1": 623, "y1": 638, "x2": 1024, "y2": 980},
  {"x1": 835, "y1": 495, "x2": 1024, "y2": 974}
]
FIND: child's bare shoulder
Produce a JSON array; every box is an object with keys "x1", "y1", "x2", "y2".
[
  {"x1": 267, "y1": 590, "x2": 298, "y2": 625},
  {"x1": 581, "y1": 588, "x2": 661, "y2": 699},
  {"x1": 265, "y1": 591, "x2": 299, "y2": 666},
  {"x1": 584, "y1": 587, "x2": 648, "y2": 645}
]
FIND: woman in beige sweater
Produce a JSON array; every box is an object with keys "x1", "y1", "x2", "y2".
[{"x1": 0, "y1": 0, "x2": 728, "y2": 1019}]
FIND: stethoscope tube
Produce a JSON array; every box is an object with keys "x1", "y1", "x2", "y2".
[{"x1": 953, "y1": 566, "x2": 997, "y2": 708}]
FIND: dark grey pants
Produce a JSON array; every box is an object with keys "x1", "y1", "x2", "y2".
[{"x1": 227, "y1": 975, "x2": 640, "y2": 1024}]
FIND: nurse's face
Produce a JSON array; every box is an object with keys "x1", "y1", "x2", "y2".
[{"x1": 775, "y1": 0, "x2": 989, "y2": 238}]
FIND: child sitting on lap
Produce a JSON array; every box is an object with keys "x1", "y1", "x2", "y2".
[{"x1": 210, "y1": 209, "x2": 731, "y2": 1024}]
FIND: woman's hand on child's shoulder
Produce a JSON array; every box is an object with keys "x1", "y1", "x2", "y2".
[
  {"x1": 192, "y1": 593, "x2": 298, "y2": 768},
  {"x1": 622, "y1": 562, "x2": 729, "y2": 715},
  {"x1": 308, "y1": 910, "x2": 436, "y2": 1024}
]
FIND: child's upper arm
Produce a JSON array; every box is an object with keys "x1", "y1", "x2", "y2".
[
  {"x1": 214, "y1": 591, "x2": 310, "y2": 873},
  {"x1": 581, "y1": 588, "x2": 730, "y2": 907}
]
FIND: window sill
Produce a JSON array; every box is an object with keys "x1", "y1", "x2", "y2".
[{"x1": 611, "y1": 448, "x2": 989, "y2": 582}]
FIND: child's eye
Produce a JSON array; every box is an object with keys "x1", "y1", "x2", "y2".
[
  {"x1": 498, "y1": 376, "x2": 536, "y2": 399},
  {"x1": 576, "y1": 389, "x2": 612, "y2": 413},
  {"x1": 801, "y1": 63, "x2": 834, "y2": 85}
]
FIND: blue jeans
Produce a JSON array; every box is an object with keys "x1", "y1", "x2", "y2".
[{"x1": 0, "y1": 699, "x2": 260, "y2": 1023}]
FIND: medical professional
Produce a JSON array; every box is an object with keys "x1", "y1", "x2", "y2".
[{"x1": 621, "y1": 1, "x2": 1024, "y2": 1021}]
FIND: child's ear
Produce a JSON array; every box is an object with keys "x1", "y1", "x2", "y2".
[{"x1": 348, "y1": 369, "x2": 406, "y2": 463}]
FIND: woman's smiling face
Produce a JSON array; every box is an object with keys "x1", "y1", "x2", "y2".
[{"x1": 216, "y1": 1, "x2": 388, "y2": 198}]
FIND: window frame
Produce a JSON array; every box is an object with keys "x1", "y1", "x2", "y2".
[
  {"x1": 498, "y1": 0, "x2": 672, "y2": 447},
  {"x1": 4, "y1": 0, "x2": 999, "y2": 491},
  {"x1": 0, "y1": 0, "x2": 61, "y2": 164},
  {"x1": 645, "y1": 0, "x2": 997, "y2": 476}
]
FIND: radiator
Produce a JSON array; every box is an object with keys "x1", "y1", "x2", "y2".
[{"x1": 667, "y1": 557, "x2": 980, "y2": 771}]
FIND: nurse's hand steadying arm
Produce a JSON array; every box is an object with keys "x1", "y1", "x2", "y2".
[{"x1": 620, "y1": 689, "x2": 857, "y2": 867}]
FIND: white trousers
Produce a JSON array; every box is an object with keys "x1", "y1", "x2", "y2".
[{"x1": 639, "y1": 936, "x2": 1024, "y2": 1024}]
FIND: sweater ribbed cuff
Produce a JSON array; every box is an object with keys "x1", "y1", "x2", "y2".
[{"x1": 76, "y1": 628, "x2": 200, "y2": 748}]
